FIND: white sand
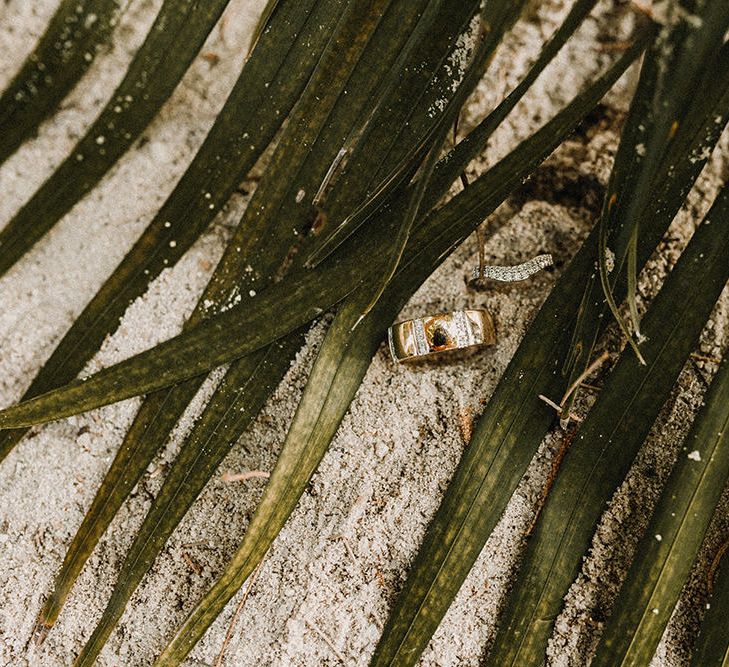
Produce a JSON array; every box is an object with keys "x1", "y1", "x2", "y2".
[{"x1": 0, "y1": 1, "x2": 727, "y2": 665}]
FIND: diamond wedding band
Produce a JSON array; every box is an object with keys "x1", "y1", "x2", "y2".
[
  {"x1": 388, "y1": 309, "x2": 496, "y2": 363},
  {"x1": 472, "y1": 253, "x2": 553, "y2": 281}
]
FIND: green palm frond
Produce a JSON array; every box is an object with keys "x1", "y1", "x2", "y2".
[
  {"x1": 482, "y1": 183, "x2": 729, "y2": 667},
  {"x1": 58, "y1": 0, "x2": 461, "y2": 659},
  {"x1": 33, "y1": 1, "x2": 506, "y2": 661},
  {"x1": 691, "y1": 547, "x2": 729, "y2": 667},
  {"x1": 0, "y1": 0, "x2": 121, "y2": 164},
  {"x1": 0, "y1": 0, "x2": 334, "y2": 465},
  {"x1": 0, "y1": 0, "x2": 232, "y2": 278},
  {"x1": 593, "y1": 0, "x2": 729, "y2": 363},
  {"x1": 369, "y1": 9, "x2": 729, "y2": 664},
  {"x1": 153, "y1": 27, "x2": 647, "y2": 665},
  {"x1": 592, "y1": 354, "x2": 729, "y2": 666},
  {"x1": 0, "y1": 32, "x2": 651, "y2": 432},
  {"x1": 0, "y1": 0, "x2": 727, "y2": 665}
]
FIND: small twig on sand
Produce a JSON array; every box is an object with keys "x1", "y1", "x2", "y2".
[
  {"x1": 689, "y1": 357, "x2": 711, "y2": 391},
  {"x1": 221, "y1": 470, "x2": 270, "y2": 483},
  {"x1": 630, "y1": 0, "x2": 654, "y2": 18},
  {"x1": 539, "y1": 351, "x2": 611, "y2": 426},
  {"x1": 598, "y1": 40, "x2": 634, "y2": 52},
  {"x1": 707, "y1": 539, "x2": 729, "y2": 594},
  {"x1": 525, "y1": 428, "x2": 578, "y2": 537},
  {"x1": 538, "y1": 394, "x2": 582, "y2": 424},
  {"x1": 182, "y1": 551, "x2": 202, "y2": 575},
  {"x1": 305, "y1": 618, "x2": 348, "y2": 664},
  {"x1": 559, "y1": 351, "x2": 611, "y2": 408},
  {"x1": 691, "y1": 352, "x2": 723, "y2": 365},
  {"x1": 215, "y1": 563, "x2": 263, "y2": 667},
  {"x1": 330, "y1": 533, "x2": 357, "y2": 563},
  {"x1": 458, "y1": 406, "x2": 474, "y2": 444}
]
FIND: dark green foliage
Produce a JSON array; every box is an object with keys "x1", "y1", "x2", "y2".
[
  {"x1": 34, "y1": 0, "x2": 350, "y2": 645},
  {"x1": 371, "y1": 13, "x2": 729, "y2": 665},
  {"x1": 0, "y1": 0, "x2": 120, "y2": 164},
  {"x1": 691, "y1": 549, "x2": 729, "y2": 667},
  {"x1": 51, "y1": 1, "x2": 494, "y2": 662},
  {"x1": 0, "y1": 0, "x2": 232, "y2": 277},
  {"x1": 483, "y1": 185, "x2": 729, "y2": 666},
  {"x1": 592, "y1": 354, "x2": 729, "y2": 666},
  {"x1": 0, "y1": 1, "x2": 726, "y2": 665},
  {"x1": 155, "y1": 25, "x2": 649, "y2": 666},
  {"x1": 0, "y1": 0, "x2": 335, "y2": 465},
  {"x1": 0, "y1": 32, "x2": 649, "y2": 433}
]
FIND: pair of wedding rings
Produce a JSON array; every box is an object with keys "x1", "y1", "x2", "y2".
[{"x1": 387, "y1": 254, "x2": 552, "y2": 363}]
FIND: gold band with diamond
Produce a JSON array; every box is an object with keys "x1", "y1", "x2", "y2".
[{"x1": 388, "y1": 309, "x2": 496, "y2": 363}]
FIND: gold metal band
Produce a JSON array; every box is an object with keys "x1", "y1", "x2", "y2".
[{"x1": 388, "y1": 309, "x2": 496, "y2": 363}]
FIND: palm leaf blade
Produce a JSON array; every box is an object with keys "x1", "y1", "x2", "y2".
[
  {"x1": 151, "y1": 287, "x2": 394, "y2": 666},
  {"x1": 34, "y1": 381, "x2": 202, "y2": 640},
  {"x1": 368, "y1": 32, "x2": 729, "y2": 667},
  {"x1": 690, "y1": 552, "x2": 729, "y2": 667},
  {"x1": 593, "y1": 2, "x2": 729, "y2": 359},
  {"x1": 47, "y1": 0, "x2": 455, "y2": 658},
  {"x1": 564, "y1": 38, "x2": 729, "y2": 396},
  {"x1": 31, "y1": 0, "x2": 353, "y2": 632},
  {"x1": 0, "y1": 0, "x2": 232, "y2": 277},
  {"x1": 592, "y1": 355, "x2": 729, "y2": 666},
  {"x1": 483, "y1": 185, "x2": 729, "y2": 667},
  {"x1": 0, "y1": 0, "x2": 120, "y2": 164},
  {"x1": 150, "y1": 36, "x2": 648, "y2": 666},
  {"x1": 0, "y1": 0, "x2": 333, "y2": 464}
]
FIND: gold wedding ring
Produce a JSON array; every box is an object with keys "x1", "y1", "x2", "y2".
[{"x1": 388, "y1": 309, "x2": 495, "y2": 363}]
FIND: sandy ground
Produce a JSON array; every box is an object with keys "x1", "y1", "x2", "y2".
[{"x1": 0, "y1": 1, "x2": 727, "y2": 665}]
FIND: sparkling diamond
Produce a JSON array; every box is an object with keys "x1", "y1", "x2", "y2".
[{"x1": 472, "y1": 253, "x2": 554, "y2": 282}]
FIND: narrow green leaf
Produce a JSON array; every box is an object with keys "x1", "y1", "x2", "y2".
[
  {"x1": 354, "y1": 0, "x2": 523, "y2": 321},
  {"x1": 306, "y1": 0, "x2": 485, "y2": 263},
  {"x1": 562, "y1": 36, "x2": 729, "y2": 417},
  {"x1": 0, "y1": 0, "x2": 232, "y2": 277},
  {"x1": 592, "y1": 354, "x2": 729, "y2": 666},
  {"x1": 29, "y1": 0, "x2": 348, "y2": 628},
  {"x1": 0, "y1": 35, "x2": 647, "y2": 429},
  {"x1": 691, "y1": 549, "x2": 729, "y2": 667},
  {"x1": 0, "y1": 0, "x2": 334, "y2": 465},
  {"x1": 309, "y1": 0, "x2": 596, "y2": 267},
  {"x1": 72, "y1": 334, "x2": 304, "y2": 667},
  {"x1": 31, "y1": 0, "x2": 348, "y2": 634},
  {"x1": 149, "y1": 33, "x2": 648, "y2": 667},
  {"x1": 483, "y1": 185, "x2": 729, "y2": 667},
  {"x1": 0, "y1": 0, "x2": 121, "y2": 164},
  {"x1": 356, "y1": 128, "x2": 444, "y2": 325},
  {"x1": 595, "y1": 1, "x2": 729, "y2": 359},
  {"x1": 386, "y1": 86, "x2": 729, "y2": 667},
  {"x1": 354, "y1": 0, "x2": 603, "y2": 276},
  {"x1": 151, "y1": 104, "x2": 518, "y2": 661}
]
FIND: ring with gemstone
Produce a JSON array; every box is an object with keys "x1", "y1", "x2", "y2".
[{"x1": 388, "y1": 309, "x2": 496, "y2": 363}]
